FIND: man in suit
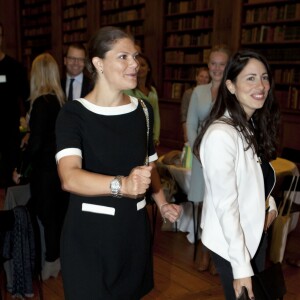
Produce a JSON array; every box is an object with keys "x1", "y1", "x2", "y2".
[{"x1": 62, "y1": 43, "x2": 93, "y2": 101}]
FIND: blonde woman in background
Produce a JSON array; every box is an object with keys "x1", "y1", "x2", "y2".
[
  {"x1": 186, "y1": 45, "x2": 231, "y2": 274},
  {"x1": 13, "y1": 53, "x2": 69, "y2": 281}
]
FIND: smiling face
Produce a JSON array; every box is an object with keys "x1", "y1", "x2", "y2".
[
  {"x1": 226, "y1": 58, "x2": 270, "y2": 119},
  {"x1": 98, "y1": 37, "x2": 139, "y2": 91},
  {"x1": 208, "y1": 51, "x2": 229, "y2": 83},
  {"x1": 196, "y1": 69, "x2": 210, "y2": 85},
  {"x1": 64, "y1": 46, "x2": 86, "y2": 77}
]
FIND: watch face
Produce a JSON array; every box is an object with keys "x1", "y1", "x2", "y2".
[
  {"x1": 111, "y1": 177, "x2": 122, "y2": 195},
  {"x1": 111, "y1": 179, "x2": 120, "y2": 190}
]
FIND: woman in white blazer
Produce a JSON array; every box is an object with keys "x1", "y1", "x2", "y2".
[{"x1": 193, "y1": 50, "x2": 280, "y2": 299}]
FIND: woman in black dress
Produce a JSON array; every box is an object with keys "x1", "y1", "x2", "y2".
[
  {"x1": 13, "y1": 53, "x2": 68, "y2": 280},
  {"x1": 55, "y1": 26, "x2": 182, "y2": 299}
]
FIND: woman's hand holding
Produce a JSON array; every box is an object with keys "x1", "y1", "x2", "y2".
[
  {"x1": 12, "y1": 169, "x2": 21, "y2": 185},
  {"x1": 122, "y1": 165, "x2": 152, "y2": 196},
  {"x1": 264, "y1": 209, "x2": 277, "y2": 231},
  {"x1": 160, "y1": 203, "x2": 183, "y2": 223},
  {"x1": 233, "y1": 277, "x2": 254, "y2": 300}
]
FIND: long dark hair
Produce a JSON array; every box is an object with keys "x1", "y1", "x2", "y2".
[{"x1": 193, "y1": 50, "x2": 280, "y2": 162}]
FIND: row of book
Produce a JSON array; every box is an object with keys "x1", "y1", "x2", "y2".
[
  {"x1": 276, "y1": 88, "x2": 300, "y2": 111},
  {"x1": 122, "y1": 24, "x2": 144, "y2": 36},
  {"x1": 22, "y1": 15, "x2": 50, "y2": 27},
  {"x1": 241, "y1": 25, "x2": 300, "y2": 43},
  {"x1": 164, "y1": 66, "x2": 201, "y2": 81},
  {"x1": 166, "y1": 33, "x2": 211, "y2": 48},
  {"x1": 24, "y1": 27, "x2": 51, "y2": 37},
  {"x1": 63, "y1": 5, "x2": 86, "y2": 19},
  {"x1": 166, "y1": 15, "x2": 213, "y2": 31},
  {"x1": 165, "y1": 49, "x2": 210, "y2": 64},
  {"x1": 64, "y1": 0, "x2": 86, "y2": 6},
  {"x1": 21, "y1": 3, "x2": 50, "y2": 16},
  {"x1": 62, "y1": 17, "x2": 87, "y2": 32},
  {"x1": 245, "y1": 3, "x2": 300, "y2": 23},
  {"x1": 258, "y1": 47, "x2": 300, "y2": 62},
  {"x1": 163, "y1": 82, "x2": 192, "y2": 99},
  {"x1": 101, "y1": 8, "x2": 145, "y2": 24},
  {"x1": 274, "y1": 68, "x2": 300, "y2": 85},
  {"x1": 167, "y1": 0, "x2": 213, "y2": 15},
  {"x1": 63, "y1": 32, "x2": 87, "y2": 44},
  {"x1": 102, "y1": 0, "x2": 145, "y2": 11}
]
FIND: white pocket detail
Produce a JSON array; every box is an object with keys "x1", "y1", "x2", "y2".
[
  {"x1": 137, "y1": 198, "x2": 146, "y2": 211},
  {"x1": 82, "y1": 203, "x2": 115, "y2": 215}
]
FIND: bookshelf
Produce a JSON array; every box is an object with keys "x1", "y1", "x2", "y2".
[
  {"x1": 62, "y1": 0, "x2": 89, "y2": 55},
  {"x1": 241, "y1": 0, "x2": 300, "y2": 111},
  {"x1": 99, "y1": 0, "x2": 146, "y2": 51},
  {"x1": 163, "y1": 0, "x2": 213, "y2": 100},
  {"x1": 20, "y1": 0, "x2": 52, "y2": 71},
  {"x1": 241, "y1": 0, "x2": 300, "y2": 153}
]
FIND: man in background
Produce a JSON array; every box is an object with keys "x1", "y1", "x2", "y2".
[
  {"x1": 0, "y1": 22, "x2": 29, "y2": 188},
  {"x1": 61, "y1": 43, "x2": 93, "y2": 101}
]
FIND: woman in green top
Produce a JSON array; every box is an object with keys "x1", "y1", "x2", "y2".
[{"x1": 125, "y1": 53, "x2": 160, "y2": 146}]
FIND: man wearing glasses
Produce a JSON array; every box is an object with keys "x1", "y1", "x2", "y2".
[{"x1": 62, "y1": 43, "x2": 93, "y2": 101}]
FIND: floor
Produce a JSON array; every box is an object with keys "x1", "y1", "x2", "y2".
[{"x1": 0, "y1": 187, "x2": 300, "y2": 299}]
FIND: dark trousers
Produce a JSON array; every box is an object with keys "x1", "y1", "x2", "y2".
[
  {"x1": 27, "y1": 170, "x2": 69, "y2": 262},
  {"x1": 210, "y1": 232, "x2": 268, "y2": 300}
]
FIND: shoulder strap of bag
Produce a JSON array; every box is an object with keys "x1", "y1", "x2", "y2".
[
  {"x1": 138, "y1": 99, "x2": 149, "y2": 166},
  {"x1": 279, "y1": 175, "x2": 299, "y2": 216}
]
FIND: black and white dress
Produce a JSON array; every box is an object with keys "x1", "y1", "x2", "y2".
[{"x1": 55, "y1": 96, "x2": 157, "y2": 300}]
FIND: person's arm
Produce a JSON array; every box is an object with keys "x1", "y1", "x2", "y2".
[
  {"x1": 149, "y1": 161, "x2": 182, "y2": 223},
  {"x1": 264, "y1": 195, "x2": 277, "y2": 230},
  {"x1": 186, "y1": 88, "x2": 200, "y2": 147},
  {"x1": 201, "y1": 125, "x2": 254, "y2": 295},
  {"x1": 57, "y1": 155, "x2": 152, "y2": 197},
  {"x1": 181, "y1": 89, "x2": 191, "y2": 143}
]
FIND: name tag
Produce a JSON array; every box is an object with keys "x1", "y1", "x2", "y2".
[{"x1": 0, "y1": 75, "x2": 7, "y2": 83}]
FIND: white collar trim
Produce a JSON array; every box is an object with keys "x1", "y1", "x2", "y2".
[{"x1": 75, "y1": 96, "x2": 138, "y2": 115}]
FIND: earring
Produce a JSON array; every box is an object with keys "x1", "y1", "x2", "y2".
[{"x1": 100, "y1": 69, "x2": 103, "y2": 74}]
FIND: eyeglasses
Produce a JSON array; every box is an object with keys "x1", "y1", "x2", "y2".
[{"x1": 66, "y1": 56, "x2": 85, "y2": 64}]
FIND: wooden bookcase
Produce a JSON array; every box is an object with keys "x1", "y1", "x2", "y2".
[
  {"x1": 99, "y1": 0, "x2": 146, "y2": 51},
  {"x1": 1, "y1": 0, "x2": 298, "y2": 151},
  {"x1": 62, "y1": 0, "x2": 88, "y2": 54},
  {"x1": 20, "y1": 0, "x2": 52, "y2": 72},
  {"x1": 241, "y1": 0, "x2": 300, "y2": 153},
  {"x1": 163, "y1": 0, "x2": 214, "y2": 100}
]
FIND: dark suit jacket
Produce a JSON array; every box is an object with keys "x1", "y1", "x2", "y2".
[{"x1": 61, "y1": 74, "x2": 93, "y2": 99}]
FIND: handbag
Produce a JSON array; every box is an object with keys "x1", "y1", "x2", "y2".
[
  {"x1": 270, "y1": 175, "x2": 299, "y2": 263},
  {"x1": 236, "y1": 263, "x2": 286, "y2": 300}
]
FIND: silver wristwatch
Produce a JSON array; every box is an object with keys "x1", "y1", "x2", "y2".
[{"x1": 110, "y1": 176, "x2": 123, "y2": 197}]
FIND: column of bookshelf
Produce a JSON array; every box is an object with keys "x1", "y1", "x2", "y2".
[
  {"x1": 241, "y1": 0, "x2": 300, "y2": 111},
  {"x1": 20, "y1": 0, "x2": 52, "y2": 71},
  {"x1": 99, "y1": 0, "x2": 145, "y2": 51},
  {"x1": 62, "y1": 0, "x2": 88, "y2": 56},
  {"x1": 163, "y1": 0, "x2": 214, "y2": 100}
]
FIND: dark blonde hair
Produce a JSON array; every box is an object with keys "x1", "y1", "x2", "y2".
[
  {"x1": 29, "y1": 53, "x2": 65, "y2": 107},
  {"x1": 86, "y1": 26, "x2": 134, "y2": 81}
]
